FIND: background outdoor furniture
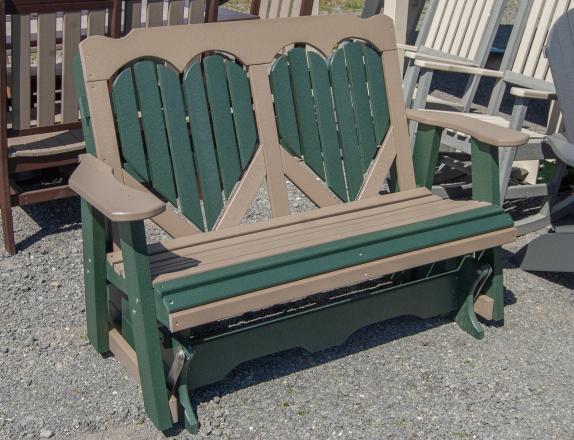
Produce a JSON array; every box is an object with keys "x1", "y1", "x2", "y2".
[
  {"x1": 514, "y1": 8, "x2": 574, "y2": 273},
  {"x1": 0, "y1": 0, "x2": 119, "y2": 255},
  {"x1": 71, "y1": 13, "x2": 526, "y2": 434}
]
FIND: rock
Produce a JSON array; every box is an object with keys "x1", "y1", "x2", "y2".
[
  {"x1": 39, "y1": 429, "x2": 55, "y2": 438},
  {"x1": 23, "y1": 335, "x2": 34, "y2": 346}
]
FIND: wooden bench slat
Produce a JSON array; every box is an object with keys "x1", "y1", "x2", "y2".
[
  {"x1": 203, "y1": 55, "x2": 243, "y2": 197},
  {"x1": 37, "y1": 13, "x2": 57, "y2": 127},
  {"x1": 168, "y1": 0, "x2": 185, "y2": 26},
  {"x1": 132, "y1": 61, "x2": 178, "y2": 205},
  {"x1": 157, "y1": 64, "x2": 204, "y2": 229},
  {"x1": 183, "y1": 63, "x2": 225, "y2": 229},
  {"x1": 308, "y1": 51, "x2": 347, "y2": 201}
]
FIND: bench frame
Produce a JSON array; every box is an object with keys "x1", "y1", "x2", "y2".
[{"x1": 71, "y1": 14, "x2": 526, "y2": 433}]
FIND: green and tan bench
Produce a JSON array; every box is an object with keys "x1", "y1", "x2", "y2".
[{"x1": 70, "y1": 14, "x2": 528, "y2": 434}]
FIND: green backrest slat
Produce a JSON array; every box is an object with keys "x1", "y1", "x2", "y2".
[
  {"x1": 343, "y1": 42, "x2": 378, "y2": 170},
  {"x1": 307, "y1": 52, "x2": 348, "y2": 201},
  {"x1": 270, "y1": 56, "x2": 302, "y2": 156},
  {"x1": 287, "y1": 48, "x2": 326, "y2": 180},
  {"x1": 111, "y1": 69, "x2": 150, "y2": 181},
  {"x1": 183, "y1": 63, "x2": 224, "y2": 230},
  {"x1": 225, "y1": 60, "x2": 258, "y2": 168},
  {"x1": 73, "y1": 55, "x2": 96, "y2": 156},
  {"x1": 133, "y1": 61, "x2": 178, "y2": 205},
  {"x1": 363, "y1": 45, "x2": 390, "y2": 145},
  {"x1": 156, "y1": 64, "x2": 204, "y2": 230},
  {"x1": 329, "y1": 49, "x2": 364, "y2": 200},
  {"x1": 203, "y1": 55, "x2": 242, "y2": 197}
]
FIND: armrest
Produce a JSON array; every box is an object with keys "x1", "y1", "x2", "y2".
[
  {"x1": 70, "y1": 154, "x2": 166, "y2": 222},
  {"x1": 406, "y1": 109, "x2": 529, "y2": 147},
  {"x1": 397, "y1": 43, "x2": 418, "y2": 52},
  {"x1": 502, "y1": 71, "x2": 555, "y2": 93},
  {"x1": 413, "y1": 59, "x2": 504, "y2": 78},
  {"x1": 510, "y1": 87, "x2": 557, "y2": 101}
]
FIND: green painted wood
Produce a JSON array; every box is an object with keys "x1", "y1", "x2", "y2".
[
  {"x1": 133, "y1": 61, "x2": 178, "y2": 205},
  {"x1": 203, "y1": 55, "x2": 242, "y2": 197},
  {"x1": 182, "y1": 257, "x2": 484, "y2": 389},
  {"x1": 183, "y1": 63, "x2": 224, "y2": 230},
  {"x1": 81, "y1": 200, "x2": 109, "y2": 354},
  {"x1": 73, "y1": 55, "x2": 96, "y2": 156},
  {"x1": 307, "y1": 52, "x2": 347, "y2": 201},
  {"x1": 454, "y1": 261, "x2": 489, "y2": 339},
  {"x1": 363, "y1": 45, "x2": 390, "y2": 145},
  {"x1": 412, "y1": 124, "x2": 442, "y2": 189},
  {"x1": 111, "y1": 68, "x2": 150, "y2": 181},
  {"x1": 119, "y1": 220, "x2": 172, "y2": 431},
  {"x1": 287, "y1": 48, "x2": 325, "y2": 179},
  {"x1": 270, "y1": 56, "x2": 303, "y2": 156},
  {"x1": 225, "y1": 60, "x2": 258, "y2": 168},
  {"x1": 344, "y1": 42, "x2": 378, "y2": 170},
  {"x1": 158, "y1": 206, "x2": 513, "y2": 313},
  {"x1": 329, "y1": 49, "x2": 364, "y2": 200},
  {"x1": 471, "y1": 139, "x2": 504, "y2": 322},
  {"x1": 156, "y1": 64, "x2": 204, "y2": 230}
]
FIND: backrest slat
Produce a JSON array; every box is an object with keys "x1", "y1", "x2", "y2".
[
  {"x1": 168, "y1": 0, "x2": 185, "y2": 25},
  {"x1": 533, "y1": 0, "x2": 570, "y2": 79},
  {"x1": 147, "y1": 0, "x2": 165, "y2": 27},
  {"x1": 467, "y1": 0, "x2": 495, "y2": 60},
  {"x1": 189, "y1": 0, "x2": 206, "y2": 23},
  {"x1": 259, "y1": 0, "x2": 271, "y2": 19},
  {"x1": 87, "y1": 10, "x2": 107, "y2": 36},
  {"x1": 431, "y1": 0, "x2": 456, "y2": 53},
  {"x1": 450, "y1": 0, "x2": 476, "y2": 56},
  {"x1": 268, "y1": 0, "x2": 282, "y2": 20},
  {"x1": 512, "y1": 0, "x2": 543, "y2": 74},
  {"x1": 459, "y1": 0, "x2": 485, "y2": 59},
  {"x1": 523, "y1": 1, "x2": 560, "y2": 77},
  {"x1": 125, "y1": 1, "x2": 143, "y2": 32},
  {"x1": 280, "y1": 0, "x2": 292, "y2": 18},
  {"x1": 10, "y1": 14, "x2": 31, "y2": 130},
  {"x1": 441, "y1": 0, "x2": 466, "y2": 54},
  {"x1": 62, "y1": 12, "x2": 82, "y2": 124},
  {"x1": 37, "y1": 13, "x2": 57, "y2": 127},
  {"x1": 425, "y1": 0, "x2": 447, "y2": 49}
]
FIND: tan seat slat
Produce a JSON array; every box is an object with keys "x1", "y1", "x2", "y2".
[
  {"x1": 8, "y1": 129, "x2": 85, "y2": 158},
  {"x1": 146, "y1": 198, "x2": 488, "y2": 284},
  {"x1": 168, "y1": 228, "x2": 517, "y2": 331}
]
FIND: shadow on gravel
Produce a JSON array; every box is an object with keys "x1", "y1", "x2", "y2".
[{"x1": 16, "y1": 197, "x2": 82, "y2": 252}]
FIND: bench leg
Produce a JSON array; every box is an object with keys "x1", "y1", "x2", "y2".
[
  {"x1": 81, "y1": 200, "x2": 109, "y2": 353},
  {"x1": 454, "y1": 260, "x2": 491, "y2": 340},
  {"x1": 119, "y1": 221, "x2": 173, "y2": 432},
  {"x1": 481, "y1": 247, "x2": 504, "y2": 322}
]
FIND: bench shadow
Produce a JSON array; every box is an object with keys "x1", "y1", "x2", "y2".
[{"x1": 16, "y1": 196, "x2": 82, "y2": 252}]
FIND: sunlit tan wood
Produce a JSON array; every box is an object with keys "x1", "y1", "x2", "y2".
[
  {"x1": 11, "y1": 14, "x2": 31, "y2": 130},
  {"x1": 37, "y1": 13, "x2": 57, "y2": 127},
  {"x1": 62, "y1": 12, "x2": 82, "y2": 123}
]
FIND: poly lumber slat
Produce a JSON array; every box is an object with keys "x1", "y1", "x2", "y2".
[
  {"x1": 147, "y1": 0, "x2": 165, "y2": 27},
  {"x1": 183, "y1": 63, "x2": 224, "y2": 230},
  {"x1": 523, "y1": 0, "x2": 561, "y2": 77},
  {"x1": 62, "y1": 12, "x2": 82, "y2": 124},
  {"x1": 270, "y1": 56, "x2": 303, "y2": 156},
  {"x1": 157, "y1": 206, "x2": 513, "y2": 312},
  {"x1": 512, "y1": 0, "x2": 544, "y2": 74},
  {"x1": 534, "y1": 0, "x2": 571, "y2": 80},
  {"x1": 441, "y1": 0, "x2": 467, "y2": 55},
  {"x1": 168, "y1": 228, "x2": 516, "y2": 330},
  {"x1": 363, "y1": 45, "x2": 390, "y2": 145},
  {"x1": 225, "y1": 60, "x2": 258, "y2": 168},
  {"x1": 308, "y1": 52, "x2": 347, "y2": 201},
  {"x1": 125, "y1": 1, "x2": 143, "y2": 32},
  {"x1": 203, "y1": 55, "x2": 242, "y2": 198},
  {"x1": 451, "y1": 0, "x2": 477, "y2": 57},
  {"x1": 111, "y1": 68, "x2": 151, "y2": 181},
  {"x1": 37, "y1": 13, "x2": 57, "y2": 127},
  {"x1": 11, "y1": 14, "x2": 31, "y2": 130},
  {"x1": 268, "y1": 0, "x2": 281, "y2": 19},
  {"x1": 87, "y1": 10, "x2": 106, "y2": 36},
  {"x1": 459, "y1": 0, "x2": 487, "y2": 59},
  {"x1": 344, "y1": 43, "x2": 378, "y2": 171},
  {"x1": 287, "y1": 48, "x2": 325, "y2": 179},
  {"x1": 425, "y1": 0, "x2": 447, "y2": 48},
  {"x1": 432, "y1": 0, "x2": 456, "y2": 53},
  {"x1": 468, "y1": 0, "x2": 495, "y2": 60},
  {"x1": 133, "y1": 61, "x2": 178, "y2": 205},
  {"x1": 329, "y1": 48, "x2": 364, "y2": 199},
  {"x1": 168, "y1": 0, "x2": 185, "y2": 25},
  {"x1": 157, "y1": 64, "x2": 204, "y2": 229}
]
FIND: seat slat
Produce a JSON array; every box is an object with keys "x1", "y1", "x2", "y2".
[
  {"x1": 183, "y1": 63, "x2": 225, "y2": 229},
  {"x1": 287, "y1": 48, "x2": 325, "y2": 179},
  {"x1": 133, "y1": 61, "x2": 178, "y2": 204},
  {"x1": 308, "y1": 52, "x2": 347, "y2": 201},
  {"x1": 157, "y1": 64, "x2": 204, "y2": 229},
  {"x1": 203, "y1": 56, "x2": 242, "y2": 197}
]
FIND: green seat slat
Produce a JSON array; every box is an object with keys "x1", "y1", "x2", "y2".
[
  {"x1": 183, "y1": 63, "x2": 224, "y2": 230},
  {"x1": 307, "y1": 52, "x2": 348, "y2": 201},
  {"x1": 133, "y1": 61, "x2": 178, "y2": 205},
  {"x1": 156, "y1": 65, "x2": 204, "y2": 230},
  {"x1": 158, "y1": 206, "x2": 513, "y2": 313},
  {"x1": 329, "y1": 50, "x2": 364, "y2": 200},
  {"x1": 344, "y1": 42, "x2": 378, "y2": 170},
  {"x1": 111, "y1": 68, "x2": 150, "y2": 181},
  {"x1": 225, "y1": 60, "x2": 258, "y2": 168},
  {"x1": 203, "y1": 55, "x2": 242, "y2": 197},
  {"x1": 270, "y1": 56, "x2": 302, "y2": 156},
  {"x1": 363, "y1": 45, "x2": 390, "y2": 145},
  {"x1": 287, "y1": 48, "x2": 325, "y2": 180}
]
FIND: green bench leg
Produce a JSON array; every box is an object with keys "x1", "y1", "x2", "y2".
[
  {"x1": 81, "y1": 200, "x2": 109, "y2": 354},
  {"x1": 454, "y1": 261, "x2": 491, "y2": 340},
  {"x1": 119, "y1": 221, "x2": 173, "y2": 432},
  {"x1": 481, "y1": 247, "x2": 504, "y2": 322}
]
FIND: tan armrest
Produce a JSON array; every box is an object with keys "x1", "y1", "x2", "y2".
[
  {"x1": 413, "y1": 59, "x2": 504, "y2": 78},
  {"x1": 406, "y1": 109, "x2": 529, "y2": 148},
  {"x1": 70, "y1": 154, "x2": 166, "y2": 222},
  {"x1": 510, "y1": 87, "x2": 557, "y2": 100}
]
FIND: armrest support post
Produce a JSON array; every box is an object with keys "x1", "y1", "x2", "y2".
[
  {"x1": 412, "y1": 123, "x2": 442, "y2": 189},
  {"x1": 471, "y1": 139, "x2": 501, "y2": 206}
]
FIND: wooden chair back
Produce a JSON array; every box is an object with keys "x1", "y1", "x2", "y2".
[
  {"x1": 75, "y1": 14, "x2": 417, "y2": 235},
  {"x1": 123, "y1": 0, "x2": 206, "y2": 33},
  {"x1": 252, "y1": 0, "x2": 318, "y2": 19}
]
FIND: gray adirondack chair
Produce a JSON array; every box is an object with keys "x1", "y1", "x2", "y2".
[
  {"x1": 514, "y1": 8, "x2": 574, "y2": 273},
  {"x1": 431, "y1": 0, "x2": 574, "y2": 236}
]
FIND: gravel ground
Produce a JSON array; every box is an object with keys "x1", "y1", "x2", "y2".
[{"x1": 1, "y1": 1, "x2": 574, "y2": 439}]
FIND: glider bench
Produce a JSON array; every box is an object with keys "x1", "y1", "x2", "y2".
[{"x1": 69, "y1": 14, "x2": 527, "y2": 434}]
